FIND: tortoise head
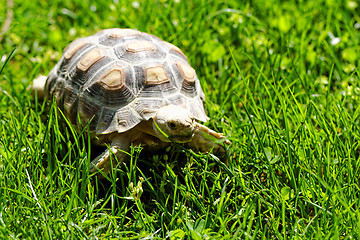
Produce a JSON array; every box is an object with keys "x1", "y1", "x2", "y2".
[{"x1": 152, "y1": 105, "x2": 196, "y2": 143}]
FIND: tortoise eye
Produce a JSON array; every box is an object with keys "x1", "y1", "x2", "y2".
[{"x1": 168, "y1": 122, "x2": 177, "y2": 129}]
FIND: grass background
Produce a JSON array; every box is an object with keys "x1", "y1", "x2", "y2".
[{"x1": 1, "y1": 0, "x2": 360, "y2": 238}]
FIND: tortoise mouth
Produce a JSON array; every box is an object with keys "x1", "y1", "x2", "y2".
[{"x1": 169, "y1": 133, "x2": 194, "y2": 143}]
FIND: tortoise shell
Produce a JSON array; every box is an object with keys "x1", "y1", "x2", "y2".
[{"x1": 45, "y1": 28, "x2": 208, "y2": 135}]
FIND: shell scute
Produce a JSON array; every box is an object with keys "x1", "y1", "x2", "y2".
[
  {"x1": 176, "y1": 61, "x2": 195, "y2": 83},
  {"x1": 64, "y1": 40, "x2": 89, "y2": 60},
  {"x1": 77, "y1": 48, "x2": 105, "y2": 72},
  {"x1": 139, "y1": 64, "x2": 178, "y2": 99},
  {"x1": 95, "y1": 107, "x2": 116, "y2": 134},
  {"x1": 115, "y1": 107, "x2": 142, "y2": 132},
  {"x1": 62, "y1": 86, "x2": 78, "y2": 117},
  {"x1": 85, "y1": 81, "x2": 134, "y2": 108},
  {"x1": 98, "y1": 66, "x2": 125, "y2": 88},
  {"x1": 105, "y1": 28, "x2": 141, "y2": 38},
  {"x1": 145, "y1": 65, "x2": 169, "y2": 85},
  {"x1": 84, "y1": 64, "x2": 135, "y2": 107},
  {"x1": 69, "y1": 55, "x2": 112, "y2": 91},
  {"x1": 126, "y1": 40, "x2": 156, "y2": 53},
  {"x1": 98, "y1": 29, "x2": 141, "y2": 47},
  {"x1": 79, "y1": 96, "x2": 102, "y2": 131},
  {"x1": 114, "y1": 43, "x2": 166, "y2": 63}
]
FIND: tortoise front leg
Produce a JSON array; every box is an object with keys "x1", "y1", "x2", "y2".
[
  {"x1": 89, "y1": 135, "x2": 131, "y2": 178},
  {"x1": 186, "y1": 122, "x2": 231, "y2": 156}
]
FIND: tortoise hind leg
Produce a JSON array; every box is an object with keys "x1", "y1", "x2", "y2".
[{"x1": 32, "y1": 75, "x2": 47, "y2": 99}]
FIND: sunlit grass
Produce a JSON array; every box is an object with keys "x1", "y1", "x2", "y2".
[{"x1": 1, "y1": 0, "x2": 360, "y2": 238}]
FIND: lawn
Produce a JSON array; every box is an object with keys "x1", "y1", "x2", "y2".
[{"x1": 1, "y1": 0, "x2": 360, "y2": 238}]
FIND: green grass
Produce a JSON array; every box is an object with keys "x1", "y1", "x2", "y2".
[{"x1": 1, "y1": 0, "x2": 360, "y2": 238}]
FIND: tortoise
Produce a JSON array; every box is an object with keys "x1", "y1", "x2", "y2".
[{"x1": 33, "y1": 28, "x2": 230, "y2": 177}]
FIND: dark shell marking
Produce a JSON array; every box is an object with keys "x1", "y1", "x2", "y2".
[{"x1": 44, "y1": 28, "x2": 208, "y2": 135}]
